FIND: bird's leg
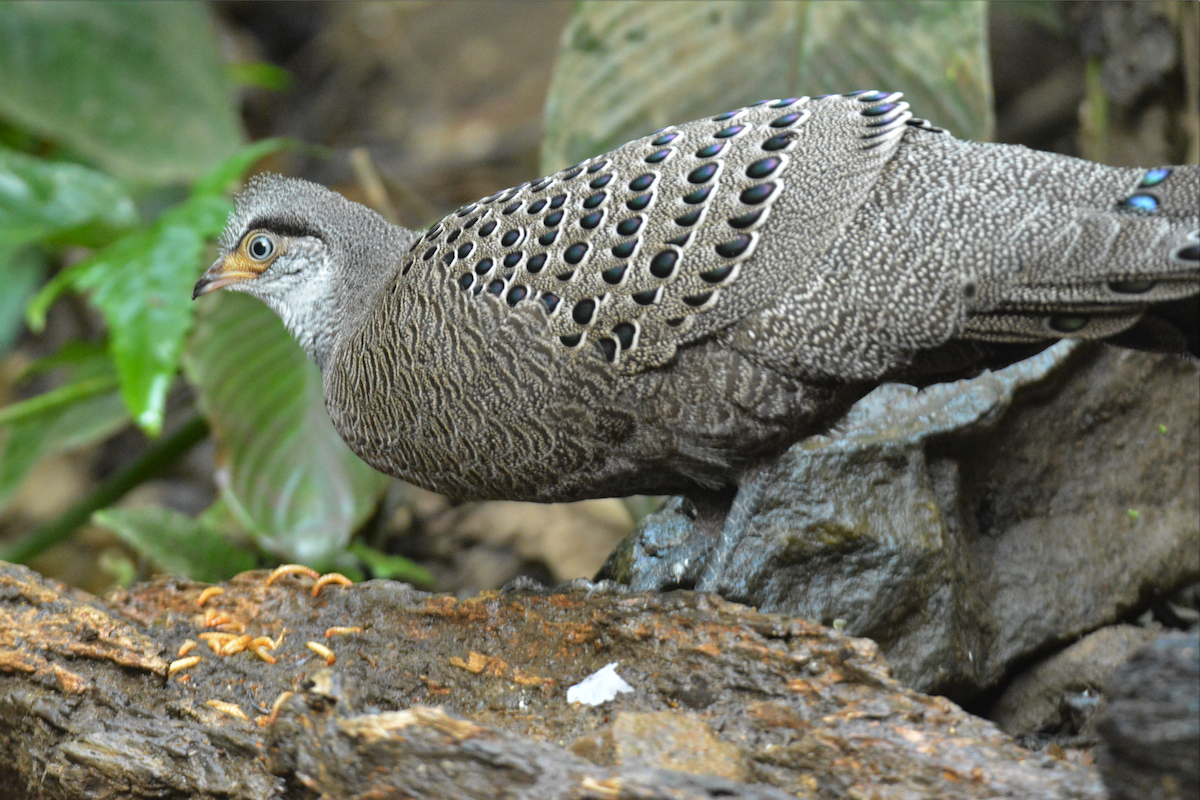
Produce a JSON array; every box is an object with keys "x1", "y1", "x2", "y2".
[{"x1": 695, "y1": 463, "x2": 772, "y2": 594}]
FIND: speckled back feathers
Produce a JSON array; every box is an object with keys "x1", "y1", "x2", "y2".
[{"x1": 218, "y1": 91, "x2": 1200, "y2": 503}]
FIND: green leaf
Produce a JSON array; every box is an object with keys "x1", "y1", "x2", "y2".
[
  {"x1": 347, "y1": 542, "x2": 435, "y2": 588},
  {"x1": 542, "y1": 0, "x2": 993, "y2": 172},
  {"x1": 0, "y1": 146, "x2": 138, "y2": 250},
  {"x1": 0, "y1": 247, "x2": 43, "y2": 351},
  {"x1": 29, "y1": 194, "x2": 230, "y2": 435},
  {"x1": 0, "y1": 345, "x2": 128, "y2": 512},
  {"x1": 0, "y1": 2, "x2": 243, "y2": 185},
  {"x1": 93, "y1": 505, "x2": 257, "y2": 583},
  {"x1": 183, "y1": 292, "x2": 390, "y2": 568}
]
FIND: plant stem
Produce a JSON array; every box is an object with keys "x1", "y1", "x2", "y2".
[
  {"x1": 1, "y1": 415, "x2": 209, "y2": 565},
  {"x1": 0, "y1": 375, "x2": 119, "y2": 426}
]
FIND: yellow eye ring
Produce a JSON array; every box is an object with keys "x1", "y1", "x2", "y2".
[{"x1": 246, "y1": 233, "x2": 275, "y2": 262}]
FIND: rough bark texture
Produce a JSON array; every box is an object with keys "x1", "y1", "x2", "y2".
[{"x1": 0, "y1": 560, "x2": 1107, "y2": 799}]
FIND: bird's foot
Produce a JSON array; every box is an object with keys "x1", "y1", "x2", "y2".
[{"x1": 597, "y1": 468, "x2": 771, "y2": 598}]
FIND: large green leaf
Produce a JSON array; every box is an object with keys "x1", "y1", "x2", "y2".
[
  {"x1": 23, "y1": 140, "x2": 293, "y2": 436},
  {"x1": 93, "y1": 504, "x2": 257, "y2": 583},
  {"x1": 183, "y1": 292, "x2": 390, "y2": 568},
  {"x1": 0, "y1": 343, "x2": 128, "y2": 512},
  {"x1": 542, "y1": 0, "x2": 993, "y2": 172},
  {"x1": 0, "y1": 148, "x2": 139, "y2": 349},
  {"x1": 0, "y1": 247, "x2": 43, "y2": 351},
  {"x1": 28, "y1": 193, "x2": 230, "y2": 435},
  {"x1": 0, "y1": 1, "x2": 243, "y2": 185},
  {"x1": 0, "y1": 146, "x2": 138, "y2": 249}
]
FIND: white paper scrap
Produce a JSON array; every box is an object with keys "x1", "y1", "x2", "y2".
[{"x1": 566, "y1": 662, "x2": 633, "y2": 706}]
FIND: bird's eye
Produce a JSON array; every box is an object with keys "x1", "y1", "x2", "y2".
[{"x1": 246, "y1": 233, "x2": 275, "y2": 261}]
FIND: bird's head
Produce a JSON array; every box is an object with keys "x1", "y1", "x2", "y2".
[{"x1": 194, "y1": 173, "x2": 413, "y2": 370}]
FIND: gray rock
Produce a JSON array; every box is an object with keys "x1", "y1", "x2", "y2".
[
  {"x1": 606, "y1": 343, "x2": 1200, "y2": 699},
  {"x1": 1096, "y1": 630, "x2": 1200, "y2": 800},
  {"x1": 991, "y1": 624, "x2": 1160, "y2": 737}
]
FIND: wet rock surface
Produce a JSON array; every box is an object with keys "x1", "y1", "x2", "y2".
[
  {"x1": 991, "y1": 624, "x2": 1160, "y2": 739},
  {"x1": 606, "y1": 343, "x2": 1200, "y2": 704},
  {"x1": 1096, "y1": 629, "x2": 1200, "y2": 800},
  {"x1": 1, "y1": 560, "x2": 1106, "y2": 799}
]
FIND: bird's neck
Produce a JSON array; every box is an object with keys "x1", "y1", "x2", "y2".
[{"x1": 317, "y1": 228, "x2": 420, "y2": 372}]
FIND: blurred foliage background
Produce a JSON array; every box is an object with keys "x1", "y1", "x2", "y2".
[{"x1": 0, "y1": 1, "x2": 1195, "y2": 596}]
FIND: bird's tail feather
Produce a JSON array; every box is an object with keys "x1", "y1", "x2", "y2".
[{"x1": 965, "y1": 165, "x2": 1199, "y2": 357}]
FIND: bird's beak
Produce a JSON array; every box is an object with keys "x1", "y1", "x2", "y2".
[{"x1": 192, "y1": 253, "x2": 259, "y2": 299}]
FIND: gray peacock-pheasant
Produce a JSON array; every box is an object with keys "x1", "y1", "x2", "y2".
[{"x1": 194, "y1": 91, "x2": 1200, "y2": 593}]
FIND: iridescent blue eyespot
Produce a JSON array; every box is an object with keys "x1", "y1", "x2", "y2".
[
  {"x1": 572, "y1": 298, "x2": 596, "y2": 325},
  {"x1": 626, "y1": 194, "x2": 651, "y2": 211},
  {"x1": 651, "y1": 132, "x2": 678, "y2": 146},
  {"x1": 506, "y1": 285, "x2": 527, "y2": 306},
  {"x1": 861, "y1": 104, "x2": 897, "y2": 117},
  {"x1": 645, "y1": 149, "x2": 672, "y2": 163},
  {"x1": 611, "y1": 240, "x2": 636, "y2": 259},
  {"x1": 740, "y1": 183, "x2": 775, "y2": 205},
  {"x1": 728, "y1": 209, "x2": 763, "y2": 229},
  {"x1": 616, "y1": 216, "x2": 642, "y2": 236},
  {"x1": 613, "y1": 323, "x2": 635, "y2": 349},
  {"x1": 688, "y1": 164, "x2": 718, "y2": 184},
  {"x1": 745, "y1": 158, "x2": 780, "y2": 179},
  {"x1": 713, "y1": 125, "x2": 744, "y2": 139},
  {"x1": 695, "y1": 142, "x2": 725, "y2": 158},
  {"x1": 1122, "y1": 194, "x2": 1159, "y2": 212},
  {"x1": 1139, "y1": 168, "x2": 1170, "y2": 187},
  {"x1": 715, "y1": 235, "x2": 751, "y2": 258},
  {"x1": 701, "y1": 263, "x2": 735, "y2": 283},
  {"x1": 527, "y1": 253, "x2": 547, "y2": 273},
  {"x1": 649, "y1": 250, "x2": 678, "y2": 278},
  {"x1": 629, "y1": 173, "x2": 656, "y2": 191},
  {"x1": 601, "y1": 264, "x2": 627, "y2": 284},
  {"x1": 770, "y1": 112, "x2": 802, "y2": 127},
  {"x1": 564, "y1": 243, "x2": 589, "y2": 264}
]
